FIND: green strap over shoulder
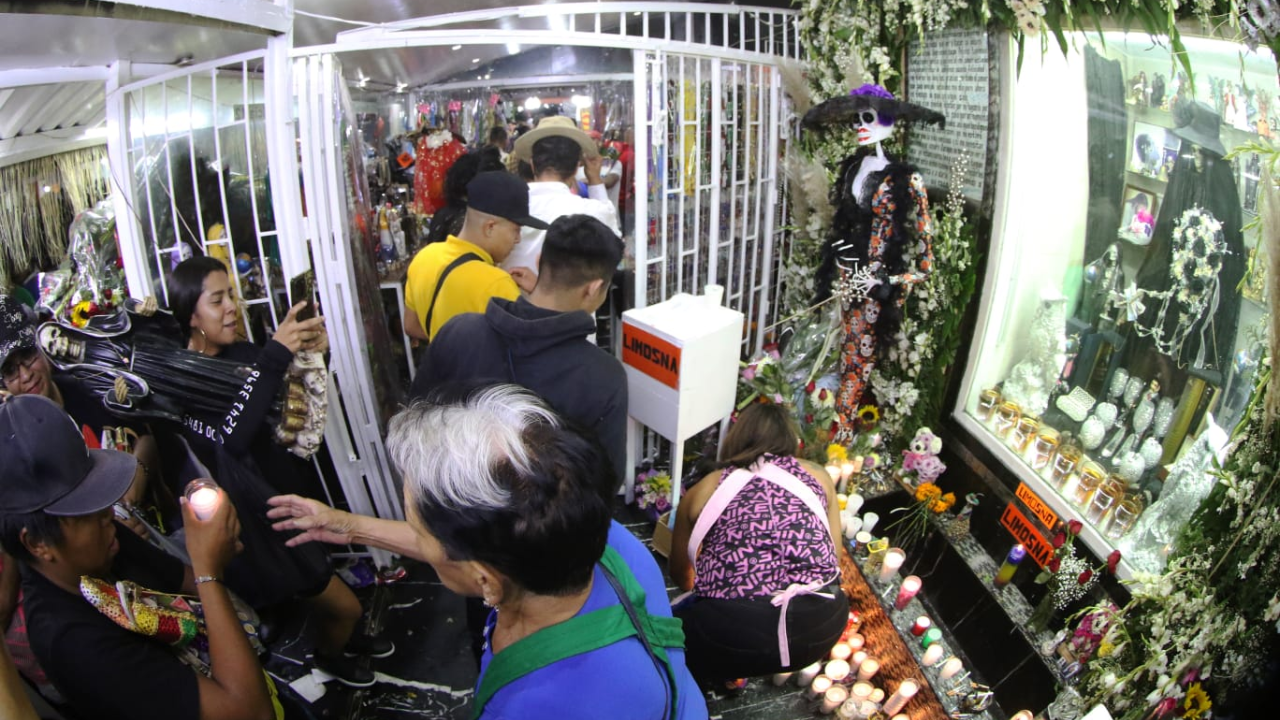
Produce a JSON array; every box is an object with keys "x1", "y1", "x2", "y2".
[{"x1": 471, "y1": 546, "x2": 685, "y2": 719}]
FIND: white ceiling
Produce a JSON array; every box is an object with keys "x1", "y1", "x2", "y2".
[{"x1": 0, "y1": 1, "x2": 788, "y2": 160}]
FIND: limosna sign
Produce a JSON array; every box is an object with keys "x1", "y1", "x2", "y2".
[{"x1": 622, "y1": 324, "x2": 681, "y2": 389}]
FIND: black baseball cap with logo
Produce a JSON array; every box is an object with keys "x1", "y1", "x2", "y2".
[
  {"x1": 0, "y1": 395, "x2": 136, "y2": 516},
  {"x1": 466, "y1": 171, "x2": 550, "y2": 230}
]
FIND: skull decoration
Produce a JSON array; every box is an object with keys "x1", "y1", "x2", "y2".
[
  {"x1": 864, "y1": 302, "x2": 880, "y2": 324},
  {"x1": 855, "y1": 108, "x2": 895, "y2": 146},
  {"x1": 859, "y1": 335, "x2": 875, "y2": 357}
]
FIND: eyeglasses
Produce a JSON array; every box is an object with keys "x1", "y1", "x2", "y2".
[{"x1": 1, "y1": 348, "x2": 39, "y2": 382}]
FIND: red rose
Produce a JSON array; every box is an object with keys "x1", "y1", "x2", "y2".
[
  {"x1": 805, "y1": 414, "x2": 814, "y2": 424},
  {"x1": 819, "y1": 389, "x2": 829, "y2": 401},
  {"x1": 1049, "y1": 557, "x2": 1061, "y2": 573},
  {"x1": 1068, "y1": 519, "x2": 1083, "y2": 536},
  {"x1": 1107, "y1": 550, "x2": 1122, "y2": 575},
  {"x1": 1052, "y1": 531, "x2": 1066, "y2": 549},
  {"x1": 806, "y1": 381, "x2": 816, "y2": 393},
  {"x1": 1078, "y1": 569, "x2": 1093, "y2": 585}
]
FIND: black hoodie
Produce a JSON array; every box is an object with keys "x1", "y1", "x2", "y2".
[{"x1": 410, "y1": 297, "x2": 628, "y2": 491}]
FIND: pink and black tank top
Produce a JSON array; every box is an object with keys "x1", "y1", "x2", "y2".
[{"x1": 692, "y1": 454, "x2": 839, "y2": 600}]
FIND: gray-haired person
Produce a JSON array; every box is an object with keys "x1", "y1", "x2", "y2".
[{"x1": 268, "y1": 385, "x2": 709, "y2": 720}]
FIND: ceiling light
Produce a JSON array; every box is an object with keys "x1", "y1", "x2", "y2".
[
  {"x1": 524, "y1": 97, "x2": 542, "y2": 111},
  {"x1": 472, "y1": 58, "x2": 481, "y2": 63},
  {"x1": 395, "y1": 81, "x2": 407, "y2": 92},
  {"x1": 506, "y1": 43, "x2": 520, "y2": 55}
]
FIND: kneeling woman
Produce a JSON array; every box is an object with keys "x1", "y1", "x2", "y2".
[
  {"x1": 670, "y1": 403, "x2": 848, "y2": 685},
  {"x1": 268, "y1": 386, "x2": 709, "y2": 719}
]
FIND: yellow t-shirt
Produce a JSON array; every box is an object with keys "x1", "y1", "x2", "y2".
[{"x1": 404, "y1": 236, "x2": 520, "y2": 340}]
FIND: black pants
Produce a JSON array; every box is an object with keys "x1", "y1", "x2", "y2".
[{"x1": 673, "y1": 582, "x2": 848, "y2": 685}]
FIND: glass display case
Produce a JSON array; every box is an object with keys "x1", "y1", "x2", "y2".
[{"x1": 956, "y1": 31, "x2": 1273, "y2": 575}]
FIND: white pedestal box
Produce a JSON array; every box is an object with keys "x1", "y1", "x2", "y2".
[{"x1": 622, "y1": 292, "x2": 744, "y2": 510}]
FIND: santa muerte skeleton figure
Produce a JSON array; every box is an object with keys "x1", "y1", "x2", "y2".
[{"x1": 804, "y1": 84, "x2": 945, "y2": 438}]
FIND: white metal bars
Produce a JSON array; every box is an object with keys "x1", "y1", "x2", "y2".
[
  {"x1": 113, "y1": 52, "x2": 287, "y2": 340},
  {"x1": 634, "y1": 51, "x2": 785, "y2": 355},
  {"x1": 294, "y1": 53, "x2": 404, "y2": 531}
]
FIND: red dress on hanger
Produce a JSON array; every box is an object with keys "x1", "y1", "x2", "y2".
[{"x1": 414, "y1": 131, "x2": 466, "y2": 215}]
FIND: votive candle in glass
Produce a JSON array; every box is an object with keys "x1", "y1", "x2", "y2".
[
  {"x1": 1031, "y1": 427, "x2": 1060, "y2": 472},
  {"x1": 1051, "y1": 442, "x2": 1083, "y2": 487},
  {"x1": 882, "y1": 678, "x2": 920, "y2": 716},
  {"x1": 893, "y1": 575, "x2": 922, "y2": 610},
  {"x1": 921, "y1": 627, "x2": 943, "y2": 648},
  {"x1": 846, "y1": 633, "x2": 865, "y2": 652},
  {"x1": 880, "y1": 548, "x2": 907, "y2": 582},
  {"x1": 809, "y1": 674, "x2": 833, "y2": 699},
  {"x1": 771, "y1": 672, "x2": 793, "y2": 686},
  {"x1": 994, "y1": 401, "x2": 1021, "y2": 437},
  {"x1": 976, "y1": 388, "x2": 1001, "y2": 421},
  {"x1": 911, "y1": 616, "x2": 932, "y2": 636},
  {"x1": 851, "y1": 650, "x2": 868, "y2": 667},
  {"x1": 822, "y1": 685, "x2": 849, "y2": 714},
  {"x1": 993, "y1": 544, "x2": 1026, "y2": 589},
  {"x1": 830, "y1": 642, "x2": 853, "y2": 662},
  {"x1": 836, "y1": 699, "x2": 859, "y2": 720},
  {"x1": 939, "y1": 656, "x2": 964, "y2": 680},
  {"x1": 840, "y1": 462, "x2": 856, "y2": 483},
  {"x1": 1011, "y1": 416, "x2": 1040, "y2": 453},
  {"x1": 850, "y1": 682, "x2": 874, "y2": 703},
  {"x1": 1009, "y1": 711, "x2": 1035, "y2": 720},
  {"x1": 846, "y1": 493, "x2": 866, "y2": 516},
  {"x1": 796, "y1": 661, "x2": 822, "y2": 687},
  {"x1": 844, "y1": 515, "x2": 863, "y2": 541},
  {"x1": 826, "y1": 465, "x2": 842, "y2": 483},
  {"x1": 824, "y1": 659, "x2": 851, "y2": 683},
  {"x1": 869, "y1": 689, "x2": 885, "y2": 704},
  {"x1": 856, "y1": 657, "x2": 880, "y2": 682},
  {"x1": 185, "y1": 479, "x2": 221, "y2": 521},
  {"x1": 853, "y1": 531, "x2": 873, "y2": 552},
  {"x1": 922, "y1": 643, "x2": 945, "y2": 666},
  {"x1": 861, "y1": 512, "x2": 880, "y2": 535}
]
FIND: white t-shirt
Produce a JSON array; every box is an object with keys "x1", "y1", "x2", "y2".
[
  {"x1": 502, "y1": 181, "x2": 621, "y2": 277},
  {"x1": 575, "y1": 159, "x2": 623, "y2": 210}
]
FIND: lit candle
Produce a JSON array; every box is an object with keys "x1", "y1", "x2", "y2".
[
  {"x1": 851, "y1": 650, "x2": 868, "y2": 667},
  {"x1": 851, "y1": 456, "x2": 865, "y2": 474},
  {"x1": 911, "y1": 616, "x2": 932, "y2": 636},
  {"x1": 853, "y1": 531, "x2": 872, "y2": 551},
  {"x1": 840, "y1": 461, "x2": 855, "y2": 482},
  {"x1": 771, "y1": 672, "x2": 793, "y2": 686},
  {"x1": 921, "y1": 627, "x2": 943, "y2": 648},
  {"x1": 844, "y1": 515, "x2": 863, "y2": 541},
  {"x1": 882, "y1": 678, "x2": 920, "y2": 716},
  {"x1": 830, "y1": 642, "x2": 853, "y2": 661},
  {"x1": 797, "y1": 661, "x2": 823, "y2": 687},
  {"x1": 879, "y1": 547, "x2": 906, "y2": 581},
  {"x1": 850, "y1": 681, "x2": 873, "y2": 702},
  {"x1": 993, "y1": 543, "x2": 1027, "y2": 589},
  {"x1": 809, "y1": 674, "x2": 833, "y2": 699},
  {"x1": 822, "y1": 685, "x2": 849, "y2": 714},
  {"x1": 185, "y1": 479, "x2": 221, "y2": 521},
  {"x1": 1009, "y1": 712, "x2": 1034, "y2": 720},
  {"x1": 846, "y1": 493, "x2": 865, "y2": 516},
  {"x1": 856, "y1": 657, "x2": 879, "y2": 682},
  {"x1": 824, "y1": 659, "x2": 851, "y2": 682},
  {"x1": 893, "y1": 575, "x2": 922, "y2": 610},
  {"x1": 939, "y1": 656, "x2": 964, "y2": 680},
  {"x1": 825, "y1": 464, "x2": 842, "y2": 482},
  {"x1": 869, "y1": 689, "x2": 885, "y2": 704},
  {"x1": 922, "y1": 643, "x2": 945, "y2": 666},
  {"x1": 892, "y1": 716, "x2": 910, "y2": 720},
  {"x1": 861, "y1": 512, "x2": 880, "y2": 535},
  {"x1": 846, "y1": 633, "x2": 865, "y2": 652}
]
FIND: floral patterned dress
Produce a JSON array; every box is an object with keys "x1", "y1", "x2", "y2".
[
  {"x1": 414, "y1": 131, "x2": 466, "y2": 215},
  {"x1": 828, "y1": 155, "x2": 934, "y2": 436}
]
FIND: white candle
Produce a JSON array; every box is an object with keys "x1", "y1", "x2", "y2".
[
  {"x1": 850, "y1": 681, "x2": 873, "y2": 702},
  {"x1": 882, "y1": 678, "x2": 920, "y2": 715},
  {"x1": 861, "y1": 512, "x2": 880, "y2": 535},
  {"x1": 846, "y1": 493, "x2": 865, "y2": 516},
  {"x1": 851, "y1": 650, "x2": 867, "y2": 667},
  {"x1": 892, "y1": 716, "x2": 910, "y2": 720},
  {"x1": 796, "y1": 661, "x2": 823, "y2": 687},
  {"x1": 837, "y1": 699, "x2": 860, "y2": 720},
  {"x1": 939, "y1": 656, "x2": 964, "y2": 680},
  {"x1": 846, "y1": 633, "x2": 865, "y2": 652},
  {"x1": 844, "y1": 515, "x2": 863, "y2": 541},
  {"x1": 822, "y1": 685, "x2": 849, "y2": 714},
  {"x1": 830, "y1": 642, "x2": 853, "y2": 661},
  {"x1": 771, "y1": 672, "x2": 793, "y2": 686},
  {"x1": 856, "y1": 657, "x2": 879, "y2": 682},
  {"x1": 824, "y1": 659, "x2": 851, "y2": 682},
  {"x1": 809, "y1": 674, "x2": 833, "y2": 699},
  {"x1": 859, "y1": 700, "x2": 879, "y2": 718},
  {"x1": 1009, "y1": 712, "x2": 1034, "y2": 720},
  {"x1": 185, "y1": 480, "x2": 221, "y2": 521},
  {"x1": 840, "y1": 461, "x2": 855, "y2": 482},
  {"x1": 922, "y1": 643, "x2": 945, "y2": 666},
  {"x1": 870, "y1": 689, "x2": 885, "y2": 703},
  {"x1": 880, "y1": 547, "x2": 907, "y2": 581},
  {"x1": 826, "y1": 464, "x2": 842, "y2": 482}
]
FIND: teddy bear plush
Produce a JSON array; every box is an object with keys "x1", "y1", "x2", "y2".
[{"x1": 901, "y1": 427, "x2": 946, "y2": 485}]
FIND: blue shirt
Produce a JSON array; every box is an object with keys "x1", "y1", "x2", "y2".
[{"x1": 477, "y1": 521, "x2": 709, "y2": 719}]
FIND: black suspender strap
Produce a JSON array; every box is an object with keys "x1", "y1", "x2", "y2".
[{"x1": 423, "y1": 252, "x2": 482, "y2": 339}]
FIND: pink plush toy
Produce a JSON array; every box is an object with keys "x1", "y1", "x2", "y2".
[{"x1": 901, "y1": 427, "x2": 947, "y2": 484}]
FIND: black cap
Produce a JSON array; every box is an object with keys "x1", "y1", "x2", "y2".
[
  {"x1": 0, "y1": 294, "x2": 36, "y2": 371},
  {"x1": 466, "y1": 172, "x2": 551, "y2": 230},
  {"x1": 0, "y1": 395, "x2": 136, "y2": 516}
]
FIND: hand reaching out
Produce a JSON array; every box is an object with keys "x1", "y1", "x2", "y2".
[{"x1": 266, "y1": 494, "x2": 359, "y2": 547}]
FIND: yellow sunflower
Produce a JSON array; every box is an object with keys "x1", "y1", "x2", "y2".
[
  {"x1": 1182, "y1": 683, "x2": 1210, "y2": 720},
  {"x1": 827, "y1": 444, "x2": 848, "y2": 463},
  {"x1": 857, "y1": 405, "x2": 880, "y2": 424},
  {"x1": 70, "y1": 301, "x2": 94, "y2": 328}
]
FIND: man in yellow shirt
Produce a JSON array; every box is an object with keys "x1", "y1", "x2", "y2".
[{"x1": 404, "y1": 172, "x2": 549, "y2": 341}]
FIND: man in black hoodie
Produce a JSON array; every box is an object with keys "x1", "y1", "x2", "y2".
[{"x1": 409, "y1": 214, "x2": 628, "y2": 491}]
